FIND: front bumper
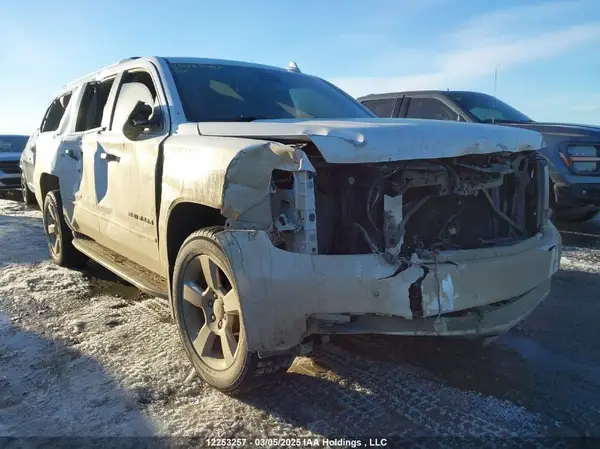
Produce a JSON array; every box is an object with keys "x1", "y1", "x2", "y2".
[
  {"x1": 554, "y1": 183, "x2": 600, "y2": 208},
  {"x1": 216, "y1": 224, "x2": 562, "y2": 353},
  {"x1": 0, "y1": 158, "x2": 22, "y2": 191},
  {"x1": 0, "y1": 174, "x2": 21, "y2": 190}
]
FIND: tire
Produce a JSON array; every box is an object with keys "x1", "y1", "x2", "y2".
[
  {"x1": 21, "y1": 173, "x2": 36, "y2": 206},
  {"x1": 42, "y1": 190, "x2": 89, "y2": 268},
  {"x1": 172, "y1": 226, "x2": 294, "y2": 395},
  {"x1": 555, "y1": 209, "x2": 599, "y2": 223}
]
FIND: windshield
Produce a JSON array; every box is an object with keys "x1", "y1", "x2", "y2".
[
  {"x1": 447, "y1": 92, "x2": 533, "y2": 124},
  {"x1": 0, "y1": 135, "x2": 28, "y2": 153},
  {"x1": 167, "y1": 61, "x2": 372, "y2": 122}
]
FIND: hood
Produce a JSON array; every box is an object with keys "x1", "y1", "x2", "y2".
[
  {"x1": 197, "y1": 118, "x2": 543, "y2": 164},
  {"x1": 0, "y1": 152, "x2": 22, "y2": 162},
  {"x1": 502, "y1": 121, "x2": 600, "y2": 138}
]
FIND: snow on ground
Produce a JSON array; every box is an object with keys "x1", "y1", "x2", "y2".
[
  {"x1": 0, "y1": 198, "x2": 568, "y2": 439},
  {"x1": 560, "y1": 245, "x2": 600, "y2": 274},
  {"x1": 0, "y1": 198, "x2": 47, "y2": 265}
]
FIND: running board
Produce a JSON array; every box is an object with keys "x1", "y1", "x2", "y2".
[{"x1": 72, "y1": 238, "x2": 168, "y2": 299}]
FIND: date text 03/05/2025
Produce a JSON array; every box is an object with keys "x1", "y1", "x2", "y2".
[{"x1": 206, "y1": 437, "x2": 388, "y2": 447}]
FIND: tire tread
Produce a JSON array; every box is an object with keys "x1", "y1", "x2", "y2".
[
  {"x1": 173, "y1": 226, "x2": 295, "y2": 395},
  {"x1": 43, "y1": 190, "x2": 88, "y2": 268},
  {"x1": 21, "y1": 175, "x2": 36, "y2": 206}
]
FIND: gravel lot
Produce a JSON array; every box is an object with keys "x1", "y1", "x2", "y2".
[{"x1": 1, "y1": 196, "x2": 599, "y2": 445}]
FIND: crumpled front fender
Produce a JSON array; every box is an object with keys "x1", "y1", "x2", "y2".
[
  {"x1": 221, "y1": 141, "x2": 314, "y2": 220},
  {"x1": 158, "y1": 135, "x2": 315, "y2": 275}
]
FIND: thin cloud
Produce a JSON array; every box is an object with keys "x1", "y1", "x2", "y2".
[
  {"x1": 438, "y1": 23, "x2": 600, "y2": 79},
  {"x1": 332, "y1": 2, "x2": 600, "y2": 96},
  {"x1": 565, "y1": 105, "x2": 600, "y2": 112},
  {"x1": 447, "y1": 0, "x2": 584, "y2": 46}
]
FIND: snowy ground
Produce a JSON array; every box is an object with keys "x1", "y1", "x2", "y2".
[{"x1": 1, "y1": 197, "x2": 599, "y2": 444}]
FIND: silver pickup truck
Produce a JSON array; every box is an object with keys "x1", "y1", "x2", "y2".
[{"x1": 29, "y1": 56, "x2": 561, "y2": 394}]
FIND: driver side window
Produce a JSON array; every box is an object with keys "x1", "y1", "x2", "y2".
[
  {"x1": 406, "y1": 97, "x2": 458, "y2": 121},
  {"x1": 110, "y1": 70, "x2": 160, "y2": 133}
]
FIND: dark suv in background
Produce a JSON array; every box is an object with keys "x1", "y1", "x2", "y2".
[
  {"x1": 0, "y1": 135, "x2": 29, "y2": 195},
  {"x1": 358, "y1": 91, "x2": 600, "y2": 222}
]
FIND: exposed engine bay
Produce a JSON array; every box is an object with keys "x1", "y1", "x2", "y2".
[{"x1": 269, "y1": 147, "x2": 547, "y2": 264}]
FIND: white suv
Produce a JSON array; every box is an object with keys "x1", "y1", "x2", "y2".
[{"x1": 30, "y1": 56, "x2": 561, "y2": 394}]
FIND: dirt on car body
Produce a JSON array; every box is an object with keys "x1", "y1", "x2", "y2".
[{"x1": 27, "y1": 56, "x2": 560, "y2": 393}]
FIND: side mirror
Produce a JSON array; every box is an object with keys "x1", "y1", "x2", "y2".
[{"x1": 123, "y1": 101, "x2": 162, "y2": 141}]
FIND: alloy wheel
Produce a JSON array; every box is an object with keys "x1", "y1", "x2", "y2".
[
  {"x1": 43, "y1": 202, "x2": 61, "y2": 257},
  {"x1": 180, "y1": 254, "x2": 241, "y2": 370}
]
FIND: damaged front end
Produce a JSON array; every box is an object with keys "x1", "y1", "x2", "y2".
[
  {"x1": 271, "y1": 147, "x2": 549, "y2": 260},
  {"x1": 217, "y1": 140, "x2": 560, "y2": 354}
]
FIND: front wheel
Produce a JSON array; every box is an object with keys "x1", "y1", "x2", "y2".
[
  {"x1": 42, "y1": 190, "x2": 88, "y2": 268},
  {"x1": 172, "y1": 227, "x2": 294, "y2": 395}
]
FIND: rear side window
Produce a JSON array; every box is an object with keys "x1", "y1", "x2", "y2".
[
  {"x1": 75, "y1": 78, "x2": 115, "y2": 132},
  {"x1": 40, "y1": 92, "x2": 72, "y2": 133},
  {"x1": 361, "y1": 98, "x2": 396, "y2": 117},
  {"x1": 406, "y1": 97, "x2": 458, "y2": 121}
]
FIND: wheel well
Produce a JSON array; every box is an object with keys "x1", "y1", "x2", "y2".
[
  {"x1": 166, "y1": 202, "x2": 226, "y2": 278},
  {"x1": 39, "y1": 173, "x2": 60, "y2": 203}
]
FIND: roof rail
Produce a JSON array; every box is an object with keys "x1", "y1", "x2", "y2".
[
  {"x1": 62, "y1": 57, "x2": 141, "y2": 88},
  {"x1": 117, "y1": 56, "x2": 140, "y2": 64}
]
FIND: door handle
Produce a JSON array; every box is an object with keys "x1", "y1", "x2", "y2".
[
  {"x1": 64, "y1": 148, "x2": 80, "y2": 160},
  {"x1": 100, "y1": 152, "x2": 120, "y2": 163}
]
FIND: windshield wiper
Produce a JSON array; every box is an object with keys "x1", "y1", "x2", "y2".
[
  {"x1": 481, "y1": 118, "x2": 523, "y2": 124},
  {"x1": 207, "y1": 115, "x2": 280, "y2": 122}
]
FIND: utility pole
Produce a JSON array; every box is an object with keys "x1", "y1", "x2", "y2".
[{"x1": 494, "y1": 67, "x2": 498, "y2": 98}]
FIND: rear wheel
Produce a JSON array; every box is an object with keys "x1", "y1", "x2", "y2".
[
  {"x1": 42, "y1": 190, "x2": 88, "y2": 268},
  {"x1": 172, "y1": 227, "x2": 294, "y2": 395},
  {"x1": 21, "y1": 173, "x2": 36, "y2": 206}
]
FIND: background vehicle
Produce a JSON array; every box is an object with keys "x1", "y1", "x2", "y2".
[
  {"x1": 0, "y1": 134, "x2": 29, "y2": 197},
  {"x1": 358, "y1": 90, "x2": 600, "y2": 222},
  {"x1": 30, "y1": 57, "x2": 559, "y2": 394}
]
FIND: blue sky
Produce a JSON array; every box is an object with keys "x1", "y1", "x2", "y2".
[{"x1": 1, "y1": 0, "x2": 599, "y2": 134}]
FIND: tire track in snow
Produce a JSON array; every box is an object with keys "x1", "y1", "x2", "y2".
[{"x1": 0, "y1": 198, "x2": 563, "y2": 441}]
